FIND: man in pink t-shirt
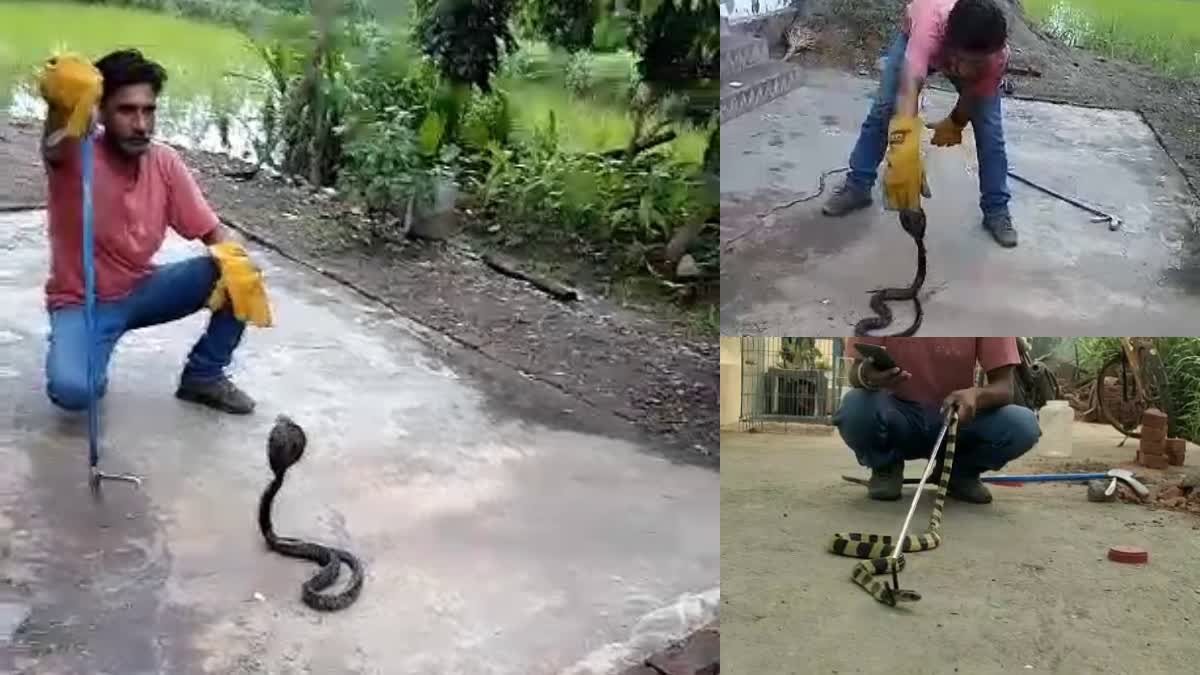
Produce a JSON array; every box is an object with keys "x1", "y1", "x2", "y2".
[
  {"x1": 832, "y1": 337, "x2": 1040, "y2": 503},
  {"x1": 40, "y1": 49, "x2": 255, "y2": 415},
  {"x1": 823, "y1": 0, "x2": 1018, "y2": 248}
]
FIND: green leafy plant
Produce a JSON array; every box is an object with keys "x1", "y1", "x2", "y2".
[
  {"x1": 415, "y1": 0, "x2": 518, "y2": 92},
  {"x1": 564, "y1": 50, "x2": 595, "y2": 95}
]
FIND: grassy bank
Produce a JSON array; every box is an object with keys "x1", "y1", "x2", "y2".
[{"x1": 1024, "y1": 0, "x2": 1200, "y2": 78}]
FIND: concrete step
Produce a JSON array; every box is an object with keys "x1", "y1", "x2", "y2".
[
  {"x1": 720, "y1": 60, "x2": 804, "y2": 123},
  {"x1": 720, "y1": 33, "x2": 769, "y2": 76}
]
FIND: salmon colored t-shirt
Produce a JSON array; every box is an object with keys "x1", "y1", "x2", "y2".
[
  {"x1": 902, "y1": 0, "x2": 1009, "y2": 97},
  {"x1": 848, "y1": 337, "x2": 1020, "y2": 405},
  {"x1": 44, "y1": 131, "x2": 219, "y2": 310}
]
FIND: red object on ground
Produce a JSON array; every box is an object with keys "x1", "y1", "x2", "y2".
[
  {"x1": 1107, "y1": 546, "x2": 1149, "y2": 564},
  {"x1": 991, "y1": 481, "x2": 1024, "y2": 487}
]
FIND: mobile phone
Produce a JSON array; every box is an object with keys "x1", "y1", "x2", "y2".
[{"x1": 853, "y1": 342, "x2": 899, "y2": 371}]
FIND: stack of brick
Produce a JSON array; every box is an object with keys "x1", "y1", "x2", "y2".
[
  {"x1": 1137, "y1": 408, "x2": 1169, "y2": 469},
  {"x1": 1165, "y1": 437, "x2": 1187, "y2": 466}
]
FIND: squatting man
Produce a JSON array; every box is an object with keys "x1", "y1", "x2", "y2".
[{"x1": 835, "y1": 337, "x2": 1041, "y2": 504}]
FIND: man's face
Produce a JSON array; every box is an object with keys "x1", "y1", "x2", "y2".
[
  {"x1": 100, "y1": 83, "x2": 157, "y2": 158},
  {"x1": 945, "y1": 50, "x2": 990, "y2": 82}
]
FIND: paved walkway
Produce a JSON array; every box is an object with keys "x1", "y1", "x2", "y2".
[
  {"x1": 0, "y1": 210, "x2": 719, "y2": 674},
  {"x1": 721, "y1": 68, "x2": 1200, "y2": 335}
]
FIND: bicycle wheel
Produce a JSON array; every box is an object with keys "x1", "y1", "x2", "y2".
[
  {"x1": 1140, "y1": 346, "x2": 1174, "y2": 436},
  {"x1": 1096, "y1": 355, "x2": 1141, "y2": 438}
]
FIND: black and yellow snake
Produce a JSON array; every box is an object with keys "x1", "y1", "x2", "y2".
[
  {"x1": 828, "y1": 412, "x2": 958, "y2": 606},
  {"x1": 258, "y1": 415, "x2": 364, "y2": 611}
]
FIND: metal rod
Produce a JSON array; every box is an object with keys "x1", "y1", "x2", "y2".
[
  {"x1": 889, "y1": 409, "x2": 954, "y2": 560},
  {"x1": 843, "y1": 471, "x2": 1115, "y2": 486}
]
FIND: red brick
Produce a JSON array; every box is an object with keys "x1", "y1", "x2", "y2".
[
  {"x1": 1140, "y1": 433, "x2": 1165, "y2": 451},
  {"x1": 1141, "y1": 425, "x2": 1167, "y2": 444},
  {"x1": 1139, "y1": 452, "x2": 1169, "y2": 470},
  {"x1": 1142, "y1": 408, "x2": 1168, "y2": 429},
  {"x1": 1167, "y1": 448, "x2": 1186, "y2": 466},
  {"x1": 646, "y1": 629, "x2": 720, "y2": 675},
  {"x1": 1166, "y1": 438, "x2": 1186, "y2": 453}
]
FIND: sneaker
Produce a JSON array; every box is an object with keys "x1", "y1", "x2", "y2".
[
  {"x1": 822, "y1": 181, "x2": 873, "y2": 216},
  {"x1": 176, "y1": 375, "x2": 256, "y2": 415},
  {"x1": 947, "y1": 476, "x2": 993, "y2": 504},
  {"x1": 982, "y1": 211, "x2": 1018, "y2": 248},
  {"x1": 867, "y1": 461, "x2": 904, "y2": 501}
]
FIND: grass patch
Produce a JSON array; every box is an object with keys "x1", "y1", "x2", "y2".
[
  {"x1": 0, "y1": 1, "x2": 262, "y2": 110},
  {"x1": 1024, "y1": 0, "x2": 1200, "y2": 77}
]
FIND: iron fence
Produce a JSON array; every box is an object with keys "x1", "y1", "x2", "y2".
[{"x1": 737, "y1": 337, "x2": 851, "y2": 431}]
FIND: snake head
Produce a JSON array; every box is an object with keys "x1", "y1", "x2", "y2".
[{"x1": 268, "y1": 414, "x2": 307, "y2": 475}]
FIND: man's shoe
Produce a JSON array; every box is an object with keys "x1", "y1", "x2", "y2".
[
  {"x1": 982, "y1": 212, "x2": 1018, "y2": 248},
  {"x1": 867, "y1": 461, "x2": 904, "y2": 501},
  {"x1": 822, "y1": 181, "x2": 873, "y2": 216},
  {"x1": 176, "y1": 375, "x2": 256, "y2": 415},
  {"x1": 947, "y1": 476, "x2": 993, "y2": 504}
]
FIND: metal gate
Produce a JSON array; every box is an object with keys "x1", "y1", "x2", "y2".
[{"x1": 738, "y1": 337, "x2": 850, "y2": 431}]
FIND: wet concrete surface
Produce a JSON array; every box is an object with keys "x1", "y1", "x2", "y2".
[
  {"x1": 0, "y1": 210, "x2": 719, "y2": 674},
  {"x1": 722, "y1": 421, "x2": 1200, "y2": 674},
  {"x1": 720, "y1": 68, "x2": 1200, "y2": 335}
]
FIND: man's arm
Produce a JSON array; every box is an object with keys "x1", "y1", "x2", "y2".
[
  {"x1": 949, "y1": 94, "x2": 973, "y2": 127},
  {"x1": 199, "y1": 223, "x2": 229, "y2": 246},
  {"x1": 41, "y1": 105, "x2": 72, "y2": 167},
  {"x1": 977, "y1": 364, "x2": 1015, "y2": 411}
]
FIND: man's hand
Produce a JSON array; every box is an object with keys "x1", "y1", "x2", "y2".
[
  {"x1": 860, "y1": 358, "x2": 913, "y2": 390},
  {"x1": 882, "y1": 115, "x2": 925, "y2": 211},
  {"x1": 927, "y1": 116, "x2": 966, "y2": 147},
  {"x1": 943, "y1": 388, "x2": 981, "y2": 424}
]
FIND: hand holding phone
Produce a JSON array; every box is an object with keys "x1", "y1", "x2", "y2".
[{"x1": 853, "y1": 343, "x2": 912, "y2": 390}]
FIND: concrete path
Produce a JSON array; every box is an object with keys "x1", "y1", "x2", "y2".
[
  {"x1": 0, "y1": 211, "x2": 719, "y2": 675},
  {"x1": 722, "y1": 420, "x2": 1200, "y2": 674},
  {"x1": 720, "y1": 68, "x2": 1200, "y2": 335}
]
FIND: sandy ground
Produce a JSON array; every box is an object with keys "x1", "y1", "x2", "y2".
[
  {"x1": 0, "y1": 210, "x2": 719, "y2": 674},
  {"x1": 721, "y1": 420, "x2": 1200, "y2": 675}
]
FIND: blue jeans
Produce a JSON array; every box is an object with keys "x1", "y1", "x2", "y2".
[
  {"x1": 845, "y1": 33, "x2": 1011, "y2": 218},
  {"x1": 833, "y1": 388, "x2": 1040, "y2": 480},
  {"x1": 45, "y1": 255, "x2": 245, "y2": 410}
]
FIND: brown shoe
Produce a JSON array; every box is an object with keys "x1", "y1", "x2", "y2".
[{"x1": 176, "y1": 375, "x2": 256, "y2": 415}]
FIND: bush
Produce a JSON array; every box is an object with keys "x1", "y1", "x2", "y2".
[
  {"x1": 564, "y1": 50, "x2": 595, "y2": 96},
  {"x1": 338, "y1": 111, "x2": 436, "y2": 222},
  {"x1": 474, "y1": 130, "x2": 711, "y2": 272}
]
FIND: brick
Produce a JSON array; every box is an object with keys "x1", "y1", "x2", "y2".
[
  {"x1": 1141, "y1": 425, "x2": 1167, "y2": 443},
  {"x1": 1139, "y1": 436, "x2": 1165, "y2": 455},
  {"x1": 1139, "y1": 452, "x2": 1169, "y2": 470},
  {"x1": 1141, "y1": 408, "x2": 1168, "y2": 428},
  {"x1": 647, "y1": 629, "x2": 720, "y2": 675},
  {"x1": 1167, "y1": 448, "x2": 1186, "y2": 466},
  {"x1": 1166, "y1": 438, "x2": 1186, "y2": 453}
]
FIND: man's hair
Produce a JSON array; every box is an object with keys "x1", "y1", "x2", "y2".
[
  {"x1": 945, "y1": 0, "x2": 1008, "y2": 53},
  {"x1": 94, "y1": 49, "x2": 168, "y2": 102}
]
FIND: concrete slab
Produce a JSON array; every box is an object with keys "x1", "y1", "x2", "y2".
[
  {"x1": 720, "y1": 68, "x2": 1200, "y2": 335},
  {"x1": 721, "y1": 420, "x2": 1200, "y2": 674},
  {"x1": 0, "y1": 210, "x2": 719, "y2": 674}
]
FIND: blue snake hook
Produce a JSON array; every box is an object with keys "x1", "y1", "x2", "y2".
[{"x1": 81, "y1": 128, "x2": 141, "y2": 494}]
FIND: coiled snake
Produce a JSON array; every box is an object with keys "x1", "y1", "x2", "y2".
[
  {"x1": 258, "y1": 415, "x2": 364, "y2": 611},
  {"x1": 828, "y1": 412, "x2": 958, "y2": 606},
  {"x1": 853, "y1": 208, "x2": 927, "y2": 337}
]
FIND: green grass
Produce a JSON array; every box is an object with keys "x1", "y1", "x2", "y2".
[
  {"x1": 498, "y1": 42, "x2": 708, "y2": 164},
  {"x1": 0, "y1": 1, "x2": 263, "y2": 123},
  {"x1": 1024, "y1": 0, "x2": 1200, "y2": 77}
]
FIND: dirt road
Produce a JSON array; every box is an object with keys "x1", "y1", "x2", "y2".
[{"x1": 722, "y1": 422, "x2": 1200, "y2": 674}]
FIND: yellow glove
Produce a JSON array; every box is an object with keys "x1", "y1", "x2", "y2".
[
  {"x1": 38, "y1": 52, "x2": 103, "y2": 139},
  {"x1": 928, "y1": 115, "x2": 967, "y2": 147},
  {"x1": 207, "y1": 241, "x2": 273, "y2": 328},
  {"x1": 881, "y1": 115, "x2": 925, "y2": 212}
]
